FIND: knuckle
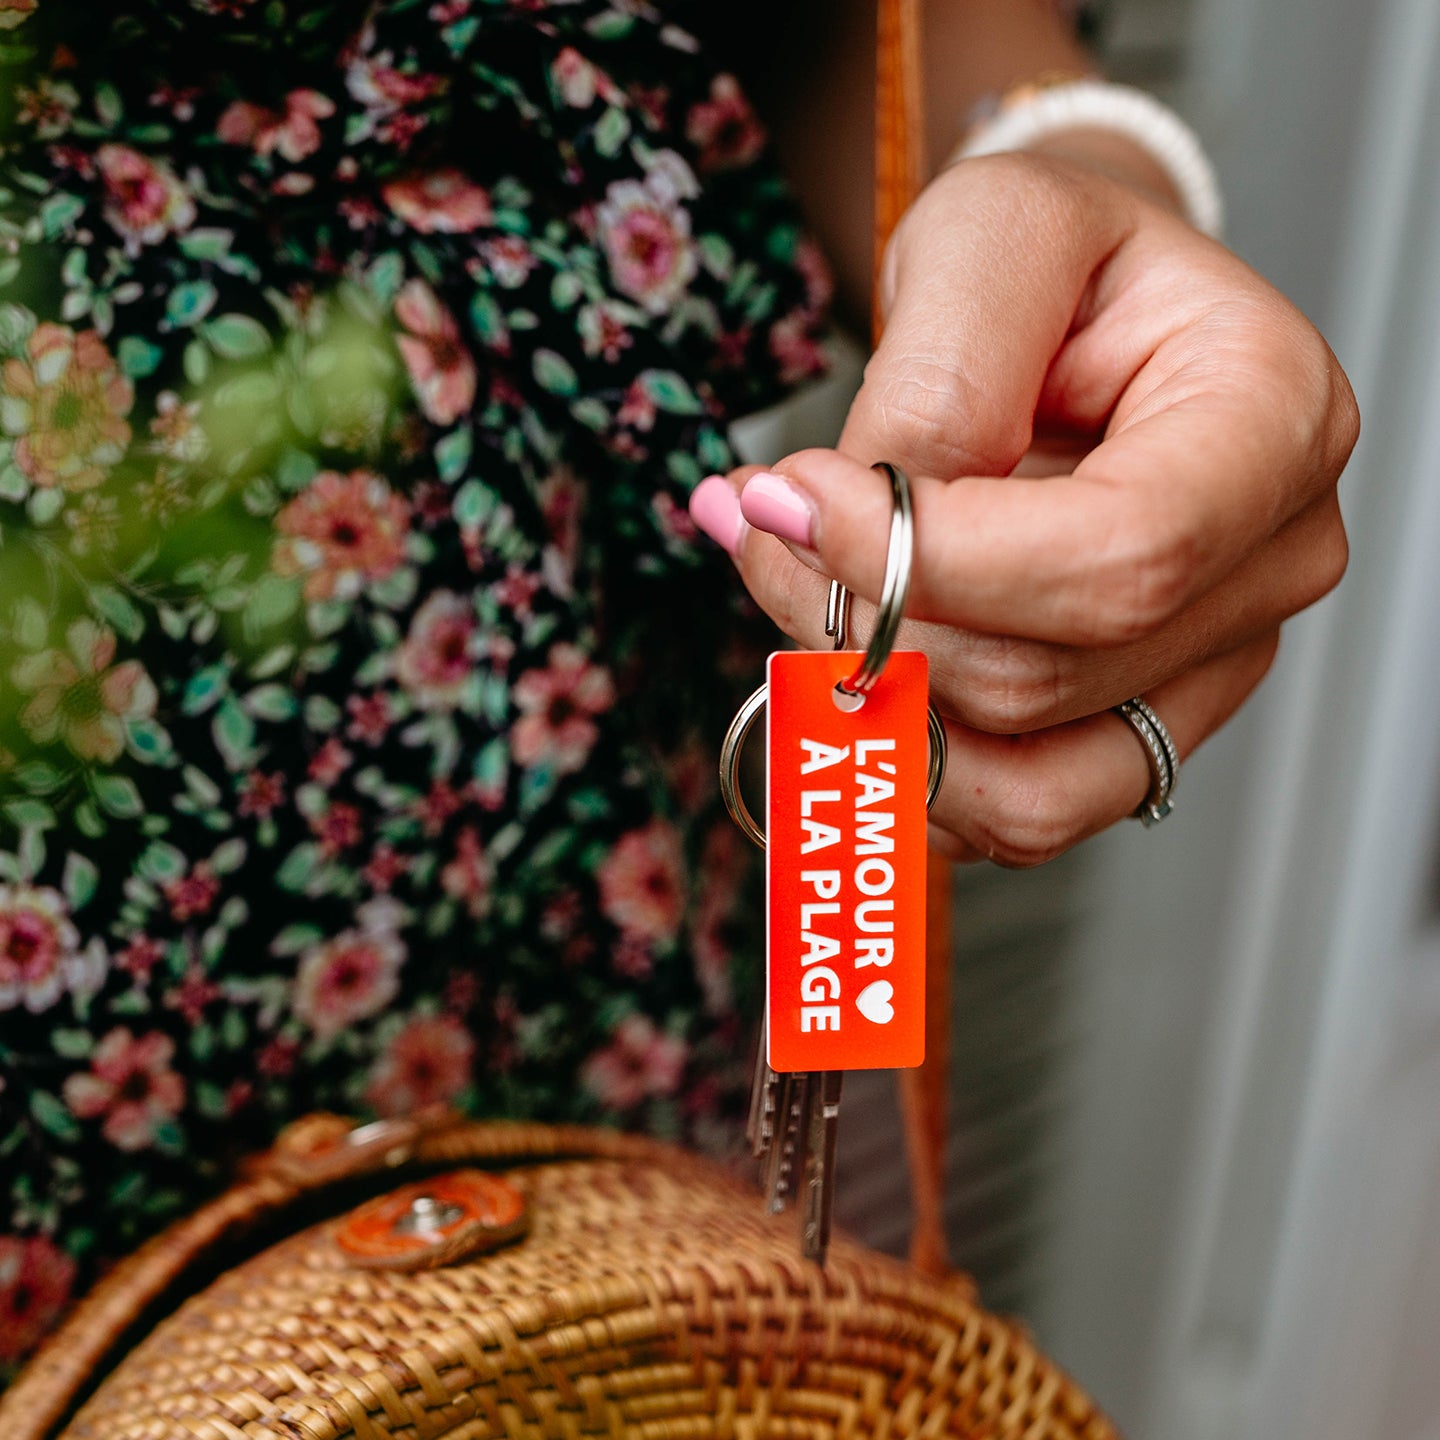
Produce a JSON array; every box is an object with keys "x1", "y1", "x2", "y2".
[
  {"x1": 1298, "y1": 501, "x2": 1350, "y2": 608},
  {"x1": 938, "y1": 150, "x2": 1105, "y2": 234},
  {"x1": 1325, "y1": 359, "x2": 1362, "y2": 469},
  {"x1": 863, "y1": 352, "x2": 1031, "y2": 477},
  {"x1": 1286, "y1": 330, "x2": 1361, "y2": 482},
  {"x1": 1079, "y1": 517, "x2": 1199, "y2": 644},
  {"x1": 941, "y1": 637, "x2": 1067, "y2": 734},
  {"x1": 1247, "y1": 306, "x2": 1361, "y2": 487},
  {"x1": 971, "y1": 769, "x2": 1081, "y2": 869},
  {"x1": 1317, "y1": 514, "x2": 1350, "y2": 596}
]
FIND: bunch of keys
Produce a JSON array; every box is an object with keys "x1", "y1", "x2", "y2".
[{"x1": 720, "y1": 462, "x2": 946, "y2": 1264}]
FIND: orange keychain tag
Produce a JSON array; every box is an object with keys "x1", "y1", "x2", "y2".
[{"x1": 766, "y1": 648, "x2": 929, "y2": 1073}]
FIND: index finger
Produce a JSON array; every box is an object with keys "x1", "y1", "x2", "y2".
[{"x1": 743, "y1": 350, "x2": 1354, "y2": 647}]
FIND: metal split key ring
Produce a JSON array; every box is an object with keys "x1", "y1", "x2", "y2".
[{"x1": 719, "y1": 461, "x2": 948, "y2": 849}]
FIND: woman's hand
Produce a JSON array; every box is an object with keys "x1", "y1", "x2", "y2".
[{"x1": 689, "y1": 152, "x2": 1358, "y2": 866}]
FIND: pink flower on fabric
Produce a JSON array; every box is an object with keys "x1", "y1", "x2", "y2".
[
  {"x1": 346, "y1": 691, "x2": 391, "y2": 746},
  {"x1": 394, "y1": 279, "x2": 477, "y2": 425},
  {"x1": 290, "y1": 902, "x2": 406, "y2": 1041},
  {"x1": 597, "y1": 819, "x2": 686, "y2": 944},
  {"x1": 162, "y1": 864, "x2": 219, "y2": 923},
  {"x1": 480, "y1": 234, "x2": 537, "y2": 289},
  {"x1": 12, "y1": 618, "x2": 157, "y2": 764},
  {"x1": 117, "y1": 934, "x2": 163, "y2": 982},
  {"x1": 492, "y1": 564, "x2": 542, "y2": 618},
  {"x1": 0, "y1": 1235, "x2": 76, "y2": 1365},
  {"x1": 362, "y1": 844, "x2": 407, "y2": 893},
  {"x1": 16, "y1": 76, "x2": 80, "y2": 140},
  {"x1": 0, "y1": 0, "x2": 38, "y2": 30},
  {"x1": 793, "y1": 235, "x2": 835, "y2": 319},
  {"x1": 0, "y1": 323, "x2": 133, "y2": 493},
  {"x1": 216, "y1": 88, "x2": 335, "y2": 163},
  {"x1": 511, "y1": 643, "x2": 615, "y2": 776},
  {"x1": 538, "y1": 465, "x2": 582, "y2": 583},
  {"x1": 95, "y1": 144, "x2": 195, "y2": 247},
  {"x1": 596, "y1": 162, "x2": 698, "y2": 315},
  {"x1": 272, "y1": 469, "x2": 411, "y2": 602},
  {"x1": 148, "y1": 390, "x2": 207, "y2": 462},
  {"x1": 308, "y1": 737, "x2": 352, "y2": 786},
  {"x1": 396, "y1": 591, "x2": 479, "y2": 712},
  {"x1": 651, "y1": 492, "x2": 698, "y2": 546},
  {"x1": 382, "y1": 168, "x2": 491, "y2": 233},
  {"x1": 580, "y1": 1014, "x2": 686, "y2": 1110},
  {"x1": 615, "y1": 377, "x2": 656, "y2": 432},
  {"x1": 0, "y1": 884, "x2": 81, "y2": 1015},
  {"x1": 346, "y1": 52, "x2": 444, "y2": 115},
  {"x1": 550, "y1": 46, "x2": 620, "y2": 108},
  {"x1": 685, "y1": 74, "x2": 766, "y2": 173},
  {"x1": 366, "y1": 1012, "x2": 475, "y2": 1116},
  {"x1": 441, "y1": 826, "x2": 491, "y2": 920},
  {"x1": 576, "y1": 300, "x2": 633, "y2": 363},
  {"x1": 310, "y1": 800, "x2": 363, "y2": 856},
  {"x1": 237, "y1": 769, "x2": 286, "y2": 819},
  {"x1": 62, "y1": 1028, "x2": 185, "y2": 1152},
  {"x1": 163, "y1": 966, "x2": 223, "y2": 1026},
  {"x1": 691, "y1": 824, "x2": 742, "y2": 1015},
  {"x1": 416, "y1": 778, "x2": 465, "y2": 836},
  {"x1": 769, "y1": 312, "x2": 828, "y2": 386}
]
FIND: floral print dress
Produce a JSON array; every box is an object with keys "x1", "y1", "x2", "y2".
[{"x1": 0, "y1": 0, "x2": 832, "y2": 1373}]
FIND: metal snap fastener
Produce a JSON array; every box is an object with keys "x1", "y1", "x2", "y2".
[{"x1": 335, "y1": 1170, "x2": 529, "y2": 1271}]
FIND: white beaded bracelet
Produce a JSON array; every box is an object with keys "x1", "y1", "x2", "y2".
[{"x1": 953, "y1": 78, "x2": 1224, "y2": 239}]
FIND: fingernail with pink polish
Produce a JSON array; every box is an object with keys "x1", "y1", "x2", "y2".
[
  {"x1": 689, "y1": 475, "x2": 747, "y2": 557},
  {"x1": 740, "y1": 472, "x2": 815, "y2": 548}
]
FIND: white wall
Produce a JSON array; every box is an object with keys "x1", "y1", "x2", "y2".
[{"x1": 1035, "y1": 2, "x2": 1440, "y2": 1436}]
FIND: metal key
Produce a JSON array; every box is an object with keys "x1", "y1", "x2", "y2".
[
  {"x1": 746, "y1": 1017, "x2": 779, "y2": 1158},
  {"x1": 752, "y1": 583, "x2": 847, "y2": 1227},
  {"x1": 799, "y1": 1070, "x2": 843, "y2": 1263},
  {"x1": 757, "y1": 1062, "x2": 842, "y2": 1264},
  {"x1": 763, "y1": 1070, "x2": 811, "y2": 1212},
  {"x1": 722, "y1": 491, "x2": 940, "y2": 1271},
  {"x1": 780, "y1": 584, "x2": 850, "y2": 1258}
]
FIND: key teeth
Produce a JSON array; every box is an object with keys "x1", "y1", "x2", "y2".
[{"x1": 757, "y1": 1069, "x2": 841, "y2": 1250}]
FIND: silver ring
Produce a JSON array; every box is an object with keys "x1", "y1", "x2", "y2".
[
  {"x1": 1114, "y1": 697, "x2": 1179, "y2": 827},
  {"x1": 719, "y1": 464, "x2": 946, "y2": 849},
  {"x1": 838, "y1": 462, "x2": 915, "y2": 695},
  {"x1": 718, "y1": 683, "x2": 947, "y2": 850}
]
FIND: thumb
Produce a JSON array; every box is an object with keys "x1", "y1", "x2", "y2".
[{"x1": 839, "y1": 155, "x2": 1129, "y2": 480}]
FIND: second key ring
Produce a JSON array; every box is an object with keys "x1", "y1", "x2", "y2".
[{"x1": 719, "y1": 461, "x2": 947, "y2": 849}]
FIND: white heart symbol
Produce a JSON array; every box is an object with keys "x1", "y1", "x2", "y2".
[{"x1": 856, "y1": 980, "x2": 895, "y2": 1026}]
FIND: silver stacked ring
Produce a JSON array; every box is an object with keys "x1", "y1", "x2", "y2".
[{"x1": 1114, "y1": 697, "x2": 1179, "y2": 827}]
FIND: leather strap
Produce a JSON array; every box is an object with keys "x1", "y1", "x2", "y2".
[
  {"x1": 875, "y1": 0, "x2": 954, "y2": 1279},
  {"x1": 873, "y1": 0, "x2": 924, "y2": 327}
]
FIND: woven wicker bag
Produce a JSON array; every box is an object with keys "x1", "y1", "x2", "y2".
[{"x1": 0, "y1": 1112, "x2": 1117, "y2": 1440}]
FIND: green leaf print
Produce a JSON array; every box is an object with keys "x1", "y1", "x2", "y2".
[
  {"x1": 62, "y1": 853, "x2": 99, "y2": 911},
  {"x1": 203, "y1": 314, "x2": 271, "y2": 360},
  {"x1": 93, "y1": 775, "x2": 143, "y2": 819},
  {"x1": 166, "y1": 281, "x2": 218, "y2": 328},
  {"x1": 30, "y1": 1090, "x2": 81, "y2": 1143},
  {"x1": 533, "y1": 348, "x2": 579, "y2": 396},
  {"x1": 211, "y1": 698, "x2": 257, "y2": 771}
]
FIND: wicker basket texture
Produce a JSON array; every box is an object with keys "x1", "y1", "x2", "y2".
[{"x1": 1, "y1": 1119, "x2": 1117, "y2": 1440}]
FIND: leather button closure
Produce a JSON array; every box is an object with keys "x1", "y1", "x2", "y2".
[
  {"x1": 335, "y1": 1170, "x2": 529, "y2": 1271},
  {"x1": 257, "y1": 1108, "x2": 463, "y2": 1188}
]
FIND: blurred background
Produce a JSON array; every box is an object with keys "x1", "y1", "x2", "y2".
[{"x1": 814, "y1": 0, "x2": 1440, "y2": 1435}]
